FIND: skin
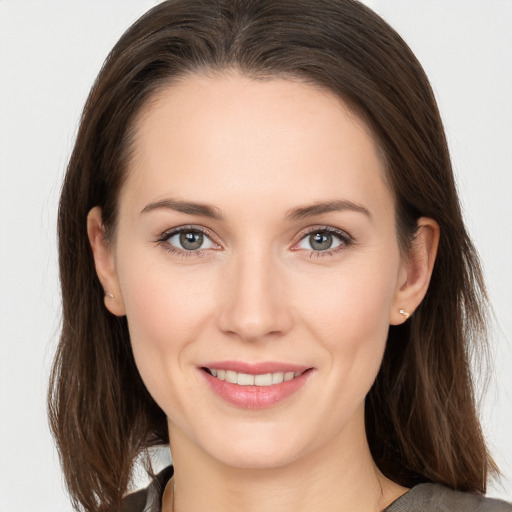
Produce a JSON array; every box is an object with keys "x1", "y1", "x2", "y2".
[{"x1": 88, "y1": 72, "x2": 439, "y2": 511}]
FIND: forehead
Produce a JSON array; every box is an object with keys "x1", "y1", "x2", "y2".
[{"x1": 120, "y1": 72, "x2": 391, "y2": 218}]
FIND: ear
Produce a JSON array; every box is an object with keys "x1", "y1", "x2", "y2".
[
  {"x1": 390, "y1": 217, "x2": 440, "y2": 325},
  {"x1": 87, "y1": 206, "x2": 126, "y2": 316}
]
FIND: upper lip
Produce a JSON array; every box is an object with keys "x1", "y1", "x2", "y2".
[{"x1": 201, "y1": 361, "x2": 311, "y2": 375}]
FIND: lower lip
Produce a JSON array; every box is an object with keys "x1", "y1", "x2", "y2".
[{"x1": 202, "y1": 370, "x2": 312, "y2": 409}]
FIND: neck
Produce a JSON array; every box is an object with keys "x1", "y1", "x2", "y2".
[{"x1": 165, "y1": 412, "x2": 407, "y2": 512}]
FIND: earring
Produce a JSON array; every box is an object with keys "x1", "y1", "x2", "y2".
[
  {"x1": 105, "y1": 291, "x2": 115, "y2": 299},
  {"x1": 399, "y1": 308, "x2": 410, "y2": 319}
]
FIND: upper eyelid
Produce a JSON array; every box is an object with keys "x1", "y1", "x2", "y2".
[
  {"x1": 296, "y1": 225, "x2": 352, "y2": 241},
  {"x1": 158, "y1": 224, "x2": 217, "y2": 241}
]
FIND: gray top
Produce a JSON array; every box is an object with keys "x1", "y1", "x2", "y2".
[
  {"x1": 384, "y1": 483, "x2": 511, "y2": 511},
  {"x1": 122, "y1": 467, "x2": 512, "y2": 512}
]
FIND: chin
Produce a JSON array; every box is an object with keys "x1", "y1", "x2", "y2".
[
  {"x1": 194, "y1": 421, "x2": 316, "y2": 470},
  {"x1": 212, "y1": 443, "x2": 303, "y2": 470}
]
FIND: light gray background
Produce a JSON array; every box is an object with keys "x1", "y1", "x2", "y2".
[{"x1": 0, "y1": 1, "x2": 511, "y2": 510}]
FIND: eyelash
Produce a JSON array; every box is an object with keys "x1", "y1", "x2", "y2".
[
  {"x1": 156, "y1": 225, "x2": 220, "y2": 259},
  {"x1": 293, "y1": 226, "x2": 353, "y2": 258},
  {"x1": 155, "y1": 225, "x2": 354, "y2": 259}
]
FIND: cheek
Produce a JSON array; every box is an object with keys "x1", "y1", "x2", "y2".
[
  {"x1": 295, "y1": 256, "x2": 398, "y2": 386},
  {"x1": 122, "y1": 270, "x2": 194, "y2": 346},
  {"x1": 115, "y1": 252, "x2": 215, "y2": 394},
  {"x1": 117, "y1": 239, "x2": 214, "y2": 333}
]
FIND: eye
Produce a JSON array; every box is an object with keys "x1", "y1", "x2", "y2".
[
  {"x1": 295, "y1": 228, "x2": 351, "y2": 253},
  {"x1": 159, "y1": 226, "x2": 218, "y2": 253}
]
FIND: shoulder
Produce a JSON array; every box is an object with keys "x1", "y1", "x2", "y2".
[
  {"x1": 121, "y1": 466, "x2": 174, "y2": 512},
  {"x1": 385, "y1": 483, "x2": 512, "y2": 512}
]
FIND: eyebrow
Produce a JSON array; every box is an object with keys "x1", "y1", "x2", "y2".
[
  {"x1": 140, "y1": 199, "x2": 224, "y2": 220},
  {"x1": 140, "y1": 198, "x2": 370, "y2": 222},
  {"x1": 286, "y1": 200, "x2": 371, "y2": 221}
]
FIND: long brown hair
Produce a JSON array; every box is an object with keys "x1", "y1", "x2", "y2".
[{"x1": 49, "y1": 1, "x2": 495, "y2": 510}]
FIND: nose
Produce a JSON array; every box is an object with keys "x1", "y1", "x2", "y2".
[{"x1": 216, "y1": 247, "x2": 293, "y2": 342}]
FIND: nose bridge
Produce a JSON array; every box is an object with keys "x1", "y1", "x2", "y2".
[{"x1": 217, "y1": 242, "x2": 291, "y2": 341}]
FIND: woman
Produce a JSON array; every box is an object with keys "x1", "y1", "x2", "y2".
[{"x1": 48, "y1": 1, "x2": 511, "y2": 511}]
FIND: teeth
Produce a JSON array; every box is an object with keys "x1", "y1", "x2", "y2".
[
  {"x1": 225, "y1": 370, "x2": 237, "y2": 384},
  {"x1": 254, "y1": 373, "x2": 272, "y2": 386},
  {"x1": 209, "y1": 369, "x2": 304, "y2": 386},
  {"x1": 272, "y1": 372, "x2": 284, "y2": 384},
  {"x1": 238, "y1": 373, "x2": 255, "y2": 385}
]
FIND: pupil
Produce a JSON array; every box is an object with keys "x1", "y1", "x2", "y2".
[
  {"x1": 310, "y1": 232, "x2": 332, "y2": 251},
  {"x1": 180, "y1": 231, "x2": 203, "y2": 250}
]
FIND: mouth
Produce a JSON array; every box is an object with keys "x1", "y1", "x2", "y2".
[
  {"x1": 200, "y1": 362, "x2": 313, "y2": 409},
  {"x1": 202, "y1": 367, "x2": 306, "y2": 386}
]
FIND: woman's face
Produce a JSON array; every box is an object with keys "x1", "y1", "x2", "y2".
[{"x1": 94, "y1": 73, "x2": 417, "y2": 469}]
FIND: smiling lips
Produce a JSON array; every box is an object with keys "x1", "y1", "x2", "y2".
[
  {"x1": 207, "y1": 368, "x2": 304, "y2": 386},
  {"x1": 201, "y1": 362, "x2": 312, "y2": 408}
]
